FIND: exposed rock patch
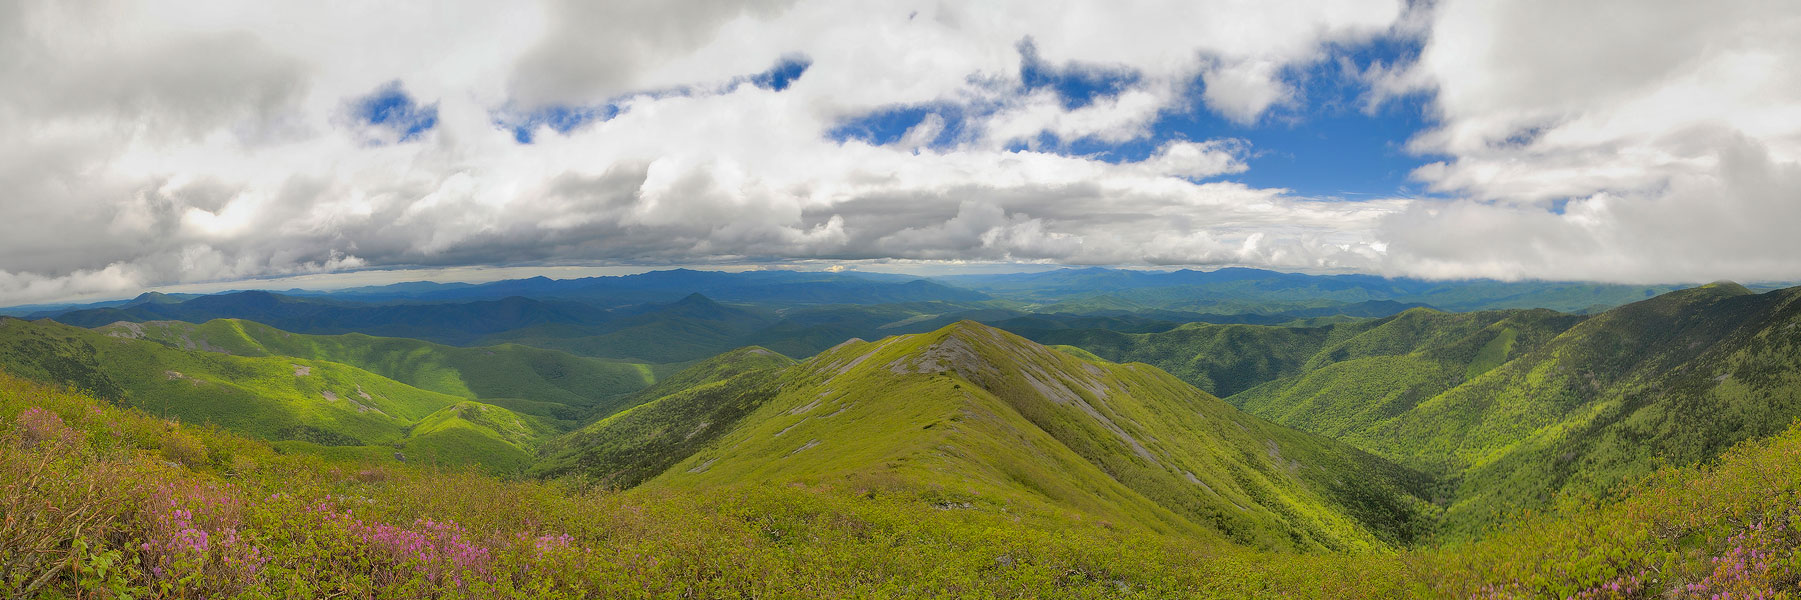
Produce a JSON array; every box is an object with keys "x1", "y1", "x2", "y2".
[{"x1": 787, "y1": 439, "x2": 820, "y2": 456}]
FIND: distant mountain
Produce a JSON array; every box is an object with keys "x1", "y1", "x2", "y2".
[
  {"x1": 4, "y1": 291, "x2": 201, "y2": 318},
  {"x1": 279, "y1": 269, "x2": 989, "y2": 306},
  {"x1": 542, "y1": 321, "x2": 1436, "y2": 551},
  {"x1": 936, "y1": 267, "x2": 1702, "y2": 313},
  {"x1": 52, "y1": 291, "x2": 620, "y2": 344}
]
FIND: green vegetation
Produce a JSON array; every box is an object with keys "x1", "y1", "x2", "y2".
[
  {"x1": 91, "y1": 318, "x2": 676, "y2": 421},
  {"x1": 553, "y1": 321, "x2": 1436, "y2": 551},
  {"x1": 9, "y1": 364, "x2": 1801, "y2": 597},
  {"x1": 10, "y1": 278, "x2": 1801, "y2": 596},
  {"x1": 1218, "y1": 284, "x2": 1801, "y2": 538},
  {"x1": 0, "y1": 318, "x2": 566, "y2": 473},
  {"x1": 532, "y1": 347, "x2": 796, "y2": 487}
]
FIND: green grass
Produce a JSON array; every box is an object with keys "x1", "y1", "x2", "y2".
[
  {"x1": 0, "y1": 318, "x2": 561, "y2": 472},
  {"x1": 630, "y1": 322, "x2": 1436, "y2": 552},
  {"x1": 93, "y1": 318, "x2": 678, "y2": 421}
]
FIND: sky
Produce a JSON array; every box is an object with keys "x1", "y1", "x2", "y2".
[{"x1": 1, "y1": 0, "x2": 1799, "y2": 306}]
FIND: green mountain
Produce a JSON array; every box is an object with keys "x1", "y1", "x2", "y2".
[
  {"x1": 0, "y1": 317, "x2": 557, "y2": 472},
  {"x1": 936, "y1": 267, "x2": 1698, "y2": 313},
  {"x1": 548, "y1": 321, "x2": 1436, "y2": 551},
  {"x1": 1224, "y1": 283, "x2": 1801, "y2": 536},
  {"x1": 1020, "y1": 307, "x2": 1583, "y2": 398}
]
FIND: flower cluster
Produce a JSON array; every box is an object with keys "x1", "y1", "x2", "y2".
[
  {"x1": 308, "y1": 501, "x2": 495, "y2": 589},
  {"x1": 138, "y1": 482, "x2": 267, "y2": 594},
  {"x1": 16, "y1": 407, "x2": 81, "y2": 449},
  {"x1": 1682, "y1": 520, "x2": 1793, "y2": 600}
]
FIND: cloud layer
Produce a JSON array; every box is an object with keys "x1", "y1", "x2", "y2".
[{"x1": 0, "y1": 0, "x2": 1797, "y2": 304}]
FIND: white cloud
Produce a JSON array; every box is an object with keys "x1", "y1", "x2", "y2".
[
  {"x1": 1365, "y1": 0, "x2": 1801, "y2": 282},
  {"x1": 8, "y1": 0, "x2": 1795, "y2": 306}
]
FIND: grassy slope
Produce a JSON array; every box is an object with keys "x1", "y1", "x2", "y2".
[
  {"x1": 640, "y1": 322, "x2": 1436, "y2": 552},
  {"x1": 0, "y1": 318, "x2": 547, "y2": 472},
  {"x1": 1225, "y1": 284, "x2": 1801, "y2": 537},
  {"x1": 93, "y1": 318, "x2": 674, "y2": 422},
  {"x1": 1230, "y1": 308, "x2": 1583, "y2": 440}
]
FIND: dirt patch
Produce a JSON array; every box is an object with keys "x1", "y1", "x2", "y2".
[
  {"x1": 321, "y1": 390, "x2": 338, "y2": 402},
  {"x1": 292, "y1": 364, "x2": 312, "y2": 376}
]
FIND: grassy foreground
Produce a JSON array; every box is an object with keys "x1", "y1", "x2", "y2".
[{"x1": 4, "y1": 371, "x2": 1800, "y2": 598}]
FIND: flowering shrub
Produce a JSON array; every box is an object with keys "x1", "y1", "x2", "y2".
[{"x1": 138, "y1": 481, "x2": 266, "y2": 596}]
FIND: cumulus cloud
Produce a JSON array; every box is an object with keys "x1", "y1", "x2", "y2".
[
  {"x1": 0, "y1": 0, "x2": 1412, "y2": 305},
  {"x1": 1371, "y1": 0, "x2": 1801, "y2": 281},
  {"x1": 1, "y1": 0, "x2": 1795, "y2": 305}
]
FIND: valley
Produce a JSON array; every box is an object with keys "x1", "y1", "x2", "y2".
[{"x1": 4, "y1": 268, "x2": 1801, "y2": 597}]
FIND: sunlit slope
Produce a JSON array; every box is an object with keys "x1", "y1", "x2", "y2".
[
  {"x1": 1028, "y1": 307, "x2": 1582, "y2": 399},
  {"x1": 0, "y1": 317, "x2": 547, "y2": 472},
  {"x1": 1230, "y1": 307, "x2": 1582, "y2": 439},
  {"x1": 92, "y1": 318, "x2": 674, "y2": 421},
  {"x1": 1227, "y1": 283, "x2": 1801, "y2": 536},
  {"x1": 629, "y1": 321, "x2": 1433, "y2": 551}
]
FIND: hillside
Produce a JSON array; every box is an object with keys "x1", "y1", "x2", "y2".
[
  {"x1": 1019, "y1": 308, "x2": 1583, "y2": 399},
  {"x1": 0, "y1": 318, "x2": 555, "y2": 472},
  {"x1": 1226, "y1": 283, "x2": 1801, "y2": 535},
  {"x1": 91, "y1": 318, "x2": 675, "y2": 421},
  {"x1": 11, "y1": 348, "x2": 1801, "y2": 598},
  {"x1": 555, "y1": 321, "x2": 1437, "y2": 551},
  {"x1": 532, "y1": 347, "x2": 798, "y2": 487}
]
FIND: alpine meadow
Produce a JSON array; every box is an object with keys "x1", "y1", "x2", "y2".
[{"x1": 5, "y1": 1, "x2": 1801, "y2": 598}]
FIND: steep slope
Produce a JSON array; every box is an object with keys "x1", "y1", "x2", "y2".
[
  {"x1": 1021, "y1": 308, "x2": 1582, "y2": 399},
  {"x1": 0, "y1": 317, "x2": 545, "y2": 472},
  {"x1": 1229, "y1": 284, "x2": 1801, "y2": 536},
  {"x1": 1230, "y1": 308, "x2": 1583, "y2": 438},
  {"x1": 532, "y1": 347, "x2": 797, "y2": 486},
  {"x1": 92, "y1": 318, "x2": 673, "y2": 421},
  {"x1": 610, "y1": 322, "x2": 1435, "y2": 551}
]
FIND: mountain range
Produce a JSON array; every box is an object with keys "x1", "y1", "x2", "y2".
[{"x1": 7, "y1": 268, "x2": 1801, "y2": 596}]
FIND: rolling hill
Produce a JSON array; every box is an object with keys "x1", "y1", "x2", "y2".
[
  {"x1": 91, "y1": 318, "x2": 677, "y2": 421},
  {"x1": 0, "y1": 317, "x2": 565, "y2": 472}
]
